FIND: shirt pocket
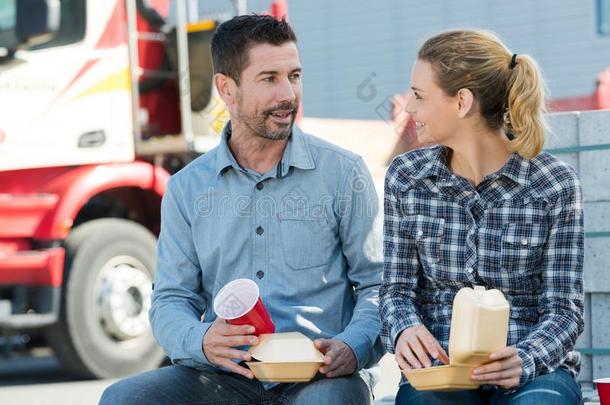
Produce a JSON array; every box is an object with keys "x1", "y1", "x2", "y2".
[
  {"x1": 500, "y1": 223, "x2": 548, "y2": 275},
  {"x1": 402, "y1": 214, "x2": 445, "y2": 272},
  {"x1": 278, "y1": 207, "x2": 333, "y2": 270}
]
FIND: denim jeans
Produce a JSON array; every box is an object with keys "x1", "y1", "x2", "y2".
[
  {"x1": 395, "y1": 368, "x2": 582, "y2": 405},
  {"x1": 99, "y1": 364, "x2": 372, "y2": 405}
]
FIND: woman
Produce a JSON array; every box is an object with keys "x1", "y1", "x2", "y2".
[{"x1": 380, "y1": 30, "x2": 584, "y2": 404}]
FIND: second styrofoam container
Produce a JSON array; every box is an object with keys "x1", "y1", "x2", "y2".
[{"x1": 403, "y1": 286, "x2": 510, "y2": 391}]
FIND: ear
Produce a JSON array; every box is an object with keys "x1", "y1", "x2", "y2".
[
  {"x1": 214, "y1": 73, "x2": 237, "y2": 106},
  {"x1": 456, "y1": 88, "x2": 475, "y2": 118}
]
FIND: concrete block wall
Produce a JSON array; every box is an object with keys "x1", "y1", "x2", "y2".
[{"x1": 547, "y1": 110, "x2": 610, "y2": 383}]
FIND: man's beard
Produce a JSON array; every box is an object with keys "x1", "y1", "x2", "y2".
[{"x1": 237, "y1": 101, "x2": 298, "y2": 141}]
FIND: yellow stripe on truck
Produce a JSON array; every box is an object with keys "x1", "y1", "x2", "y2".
[
  {"x1": 73, "y1": 68, "x2": 130, "y2": 100},
  {"x1": 187, "y1": 20, "x2": 216, "y2": 32}
]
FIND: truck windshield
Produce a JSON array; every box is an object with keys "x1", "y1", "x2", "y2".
[
  {"x1": 0, "y1": 0, "x2": 16, "y2": 50},
  {"x1": 28, "y1": 0, "x2": 85, "y2": 50}
]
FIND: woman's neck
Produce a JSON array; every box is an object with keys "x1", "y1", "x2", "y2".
[{"x1": 446, "y1": 126, "x2": 512, "y2": 187}]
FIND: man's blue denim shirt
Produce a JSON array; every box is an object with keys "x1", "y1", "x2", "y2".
[{"x1": 150, "y1": 123, "x2": 385, "y2": 380}]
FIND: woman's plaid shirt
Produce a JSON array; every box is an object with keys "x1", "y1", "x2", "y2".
[{"x1": 380, "y1": 145, "x2": 584, "y2": 387}]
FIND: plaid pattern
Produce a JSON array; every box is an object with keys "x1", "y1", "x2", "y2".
[{"x1": 380, "y1": 145, "x2": 584, "y2": 387}]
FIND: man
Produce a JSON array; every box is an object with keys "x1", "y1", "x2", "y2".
[{"x1": 101, "y1": 15, "x2": 383, "y2": 404}]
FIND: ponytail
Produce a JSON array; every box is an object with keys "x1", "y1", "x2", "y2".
[{"x1": 506, "y1": 54, "x2": 547, "y2": 159}]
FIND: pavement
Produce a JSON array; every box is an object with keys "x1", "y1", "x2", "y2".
[{"x1": 0, "y1": 348, "x2": 116, "y2": 405}]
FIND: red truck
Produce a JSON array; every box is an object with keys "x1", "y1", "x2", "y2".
[{"x1": 0, "y1": 0, "x2": 282, "y2": 378}]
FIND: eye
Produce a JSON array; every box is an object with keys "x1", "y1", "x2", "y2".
[
  {"x1": 262, "y1": 76, "x2": 275, "y2": 83},
  {"x1": 414, "y1": 92, "x2": 422, "y2": 100},
  {"x1": 289, "y1": 73, "x2": 301, "y2": 82}
]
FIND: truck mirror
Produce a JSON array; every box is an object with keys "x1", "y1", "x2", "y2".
[{"x1": 16, "y1": 0, "x2": 60, "y2": 46}]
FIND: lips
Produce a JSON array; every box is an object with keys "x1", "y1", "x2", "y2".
[
  {"x1": 266, "y1": 106, "x2": 296, "y2": 125},
  {"x1": 270, "y1": 110, "x2": 292, "y2": 119}
]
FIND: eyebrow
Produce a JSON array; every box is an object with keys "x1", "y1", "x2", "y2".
[
  {"x1": 411, "y1": 86, "x2": 424, "y2": 92},
  {"x1": 256, "y1": 68, "x2": 302, "y2": 77}
]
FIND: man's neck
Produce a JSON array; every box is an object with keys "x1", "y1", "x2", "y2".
[{"x1": 228, "y1": 121, "x2": 289, "y2": 175}]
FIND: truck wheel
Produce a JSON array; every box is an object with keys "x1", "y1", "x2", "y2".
[{"x1": 45, "y1": 218, "x2": 166, "y2": 378}]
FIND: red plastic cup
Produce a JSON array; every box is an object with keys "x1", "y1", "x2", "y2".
[
  {"x1": 595, "y1": 378, "x2": 610, "y2": 405},
  {"x1": 213, "y1": 278, "x2": 275, "y2": 336}
]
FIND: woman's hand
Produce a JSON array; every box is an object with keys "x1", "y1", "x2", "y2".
[
  {"x1": 395, "y1": 324, "x2": 450, "y2": 369},
  {"x1": 472, "y1": 347, "x2": 522, "y2": 389}
]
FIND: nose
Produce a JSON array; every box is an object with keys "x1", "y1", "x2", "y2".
[
  {"x1": 405, "y1": 92, "x2": 416, "y2": 114},
  {"x1": 275, "y1": 77, "x2": 297, "y2": 103}
]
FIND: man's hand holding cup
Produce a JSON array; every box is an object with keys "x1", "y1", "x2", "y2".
[
  {"x1": 207, "y1": 279, "x2": 276, "y2": 379},
  {"x1": 203, "y1": 318, "x2": 258, "y2": 379}
]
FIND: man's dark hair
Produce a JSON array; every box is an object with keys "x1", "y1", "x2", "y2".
[{"x1": 211, "y1": 15, "x2": 297, "y2": 85}]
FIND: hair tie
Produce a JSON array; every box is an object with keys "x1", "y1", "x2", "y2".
[{"x1": 510, "y1": 53, "x2": 518, "y2": 69}]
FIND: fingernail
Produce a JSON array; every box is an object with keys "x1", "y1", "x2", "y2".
[
  {"x1": 248, "y1": 327, "x2": 255, "y2": 333},
  {"x1": 431, "y1": 352, "x2": 438, "y2": 359},
  {"x1": 250, "y1": 337, "x2": 258, "y2": 344}
]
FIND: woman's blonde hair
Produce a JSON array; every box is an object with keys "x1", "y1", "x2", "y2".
[{"x1": 418, "y1": 29, "x2": 546, "y2": 159}]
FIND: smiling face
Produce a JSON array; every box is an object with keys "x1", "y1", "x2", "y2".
[
  {"x1": 406, "y1": 59, "x2": 461, "y2": 146},
  {"x1": 229, "y1": 42, "x2": 302, "y2": 141}
]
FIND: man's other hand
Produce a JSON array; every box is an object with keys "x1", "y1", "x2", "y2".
[{"x1": 314, "y1": 338, "x2": 357, "y2": 378}]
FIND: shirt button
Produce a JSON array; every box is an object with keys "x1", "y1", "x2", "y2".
[
  {"x1": 417, "y1": 230, "x2": 423, "y2": 237},
  {"x1": 256, "y1": 270, "x2": 264, "y2": 279},
  {"x1": 256, "y1": 226, "x2": 264, "y2": 235},
  {"x1": 256, "y1": 182, "x2": 264, "y2": 191},
  {"x1": 491, "y1": 182, "x2": 498, "y2": 188},
  {"x1": 466, "y1": 267, "x2": 474, "y2": 273},
  {"x1": 521, "y1": 238, "x2": 528, "y2": 246}
]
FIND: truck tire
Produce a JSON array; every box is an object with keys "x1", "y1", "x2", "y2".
[{"x1": 44, "y1": 218, "x2": 166, "y2": 378}]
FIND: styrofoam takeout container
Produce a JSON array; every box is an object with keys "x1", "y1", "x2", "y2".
[
  {"x1": 403, "y1": 286, "x2": 510, "y2": 391},
  {"x1": 246, "y1": 332, "x2": 324, "y2": 382}
]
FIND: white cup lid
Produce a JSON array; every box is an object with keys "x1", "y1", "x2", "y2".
[{"x1": 213, "y1": 278, "x2": 259, "y2": 320}]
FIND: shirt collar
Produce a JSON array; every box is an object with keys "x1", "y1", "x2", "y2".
[
  {"x1": 215, "y1": 122, "x2": 315, "y2": 177},
  {"x1": 410, "y1": 145, "x2": 530, "y2": 186},
  {"x1": 497, "y1": 152, "x2": 530, "y2": 186},
  {"x1": 410, "y1": 146, "x2": 452, "y2": 181},
  {"x1": 215, "y1": 122, "x2": 241, "y2": 176},
  {"x1": 281, "y1": 125, "x2": 315, "y2": 174}
]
